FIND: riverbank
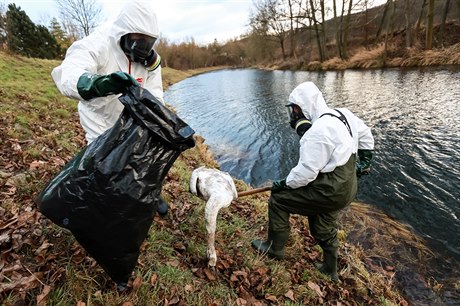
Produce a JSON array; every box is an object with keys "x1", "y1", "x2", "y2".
[
  {"x1": 0, "y1": 51, "x2": 456, "y2": 305},
  {"x1": 258, "y1": 42, "x2": 460, "y2": 71}
]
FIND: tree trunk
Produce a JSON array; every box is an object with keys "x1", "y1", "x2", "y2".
[
  {"x1": 364, "y1": 0, "x2": 370, "y2": 49},
  {"x1": 457, "y1": 0, "x2": 460, "y2": 21},
  {"x1": 415, "y1": 0, "x2": 427, "y2": 44},
  {"x1": 288, "y1": 0, "x2": 296, "y2": 58},
  {"x1": 440, "y1": 0, "x2": 451, "y2": 45},
  {"x1": 342, "y1": 0, "x2": 353, "y2": 59},
  {"x1": 383, "y1": 1, "x2": 395, "y2": 65},
  {"x1": 404, "y1": 0, "x2": 412, "y2": 48},
  {"x1": 425, "y1": 0, "x2": 435, "y2": 50},
  {"x1": 332, "y1": 0, "x2": 343, "y2": 58},
  {"x1": 280, "y1": 36, "x2": 286, "y2": 60},
  {"x1": 320, "y1": 0, "x2": 328, "y2": 60},
  {"x1": 309, "y1": 0, "x2": 324, "y2": 61},
  {"x1": 377, "y1": 0, "x2": 392, "y2": 39}
]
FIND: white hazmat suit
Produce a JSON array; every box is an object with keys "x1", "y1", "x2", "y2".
[
  {"x1": 52, "y1": 1, "x2": 164, "y2": 144},
  {"x1": 286, "y1": 82, "x2": 374, "y2": 189}
]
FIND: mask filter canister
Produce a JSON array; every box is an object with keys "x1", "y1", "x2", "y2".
[
  {"x1": 286, "y1": 103, "x2": 312, "y2": 137},
  {"x1": 294, "y1": 118, "x2": 312, "y2": 136}
]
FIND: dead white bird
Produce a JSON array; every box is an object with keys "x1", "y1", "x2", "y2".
[{"x1": 189, "y1": 166, "x2": 238, "y2": 266}]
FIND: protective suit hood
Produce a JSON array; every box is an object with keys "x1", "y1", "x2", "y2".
[
  {"x1": 288, "y1": 82, "x2": 330, "y2": 122},
  {"x1": 110, "y1": 1, "x2": 160, "y2": 45}
]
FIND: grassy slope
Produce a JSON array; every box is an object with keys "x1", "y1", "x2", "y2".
[{"x1": 0, "y1": 51, "x2": 434, "y2": 305}]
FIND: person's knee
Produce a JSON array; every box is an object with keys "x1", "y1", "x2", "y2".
[{"x1": 312, "y1": 227, "x2": 338, "y2": 249}]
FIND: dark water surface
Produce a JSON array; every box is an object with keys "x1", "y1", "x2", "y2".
[{"x1": 165, "y1": 67, "x2": 460, "y2": 301}]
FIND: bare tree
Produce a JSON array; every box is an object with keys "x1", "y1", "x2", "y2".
[
  {"x1": 376, "y1": 0, "x2": 392, "y2": 39},
  {"x1": 308, "y1": 0, "x2": 326, "y2": 61},
  {"x1": 319, "y1": 0, "x2": 327, "y2": 60},
  {"x1": 286, "y1": 0, "x2": 303, "y2": 58},
  {"x1": 404, "y1": 0, "x2": 412, "y2": 48},
  {"x1": 250, "y1": 0, "x2": 289, "y2": 60},
  {"x1": 425, "y1": 0, "x2": 434, "y2": 50},
  {"x1": 342, "y1": 0, "x2": 354, "y2": 59},
  {"x1": 414, "y1": 0, "x2": 427, "y2": 42},
  {"x1": 55, "y1": 0, "x2": 102, "y2": 38},
  {"x1": 457, "y1": 0, "x2": 460, "y2": 21},
  {"x1": 440, "y1": 0, "x2": 451, "y2": 44}
]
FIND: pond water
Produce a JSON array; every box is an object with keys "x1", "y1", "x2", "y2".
[{"x1": 165, "y1": 67, "x2": 460, "y2": 302}]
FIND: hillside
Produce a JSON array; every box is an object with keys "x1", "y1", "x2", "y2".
[
  {"x1": 0, "y1": 52, "x2": 457, "y2": 305},
  {"x1": 244, "y1": 0, "x2": 460, "y2": 71}
]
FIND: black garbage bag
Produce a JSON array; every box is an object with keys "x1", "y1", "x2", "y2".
[{"x1": 36, "y1": 86, "x2": 195, "y2": 284}]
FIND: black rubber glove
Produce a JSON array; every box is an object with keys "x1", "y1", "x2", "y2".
[
  {"x1": 357, "y1": 149, "x2": 373, "y2": 178},
  {"x1": 272, "y1": 179, "x2": 288, "y2": 193},
  {"x1": 77, "y1": 71, "x2": 139, "y2": 100}
]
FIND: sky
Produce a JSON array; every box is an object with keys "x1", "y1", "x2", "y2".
[{"x1": 5, "y1": 0, "x2": 254, "y2": 45}]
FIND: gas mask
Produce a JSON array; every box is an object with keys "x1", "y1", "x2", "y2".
[
  {"x1": 120, "y1": 33, "x2": 157, "y2": 63},
  {"x1": 286, "y1": 104, "x2": 312, "y2": 137}
]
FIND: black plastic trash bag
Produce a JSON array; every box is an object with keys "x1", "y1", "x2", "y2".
[{"x1": 36, "y1": 86, "x2": 195, "y2": 284}]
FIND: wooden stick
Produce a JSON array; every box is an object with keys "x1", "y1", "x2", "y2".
[{"x1": 237, "y1": 186, "x2": 271, "y2": 197}]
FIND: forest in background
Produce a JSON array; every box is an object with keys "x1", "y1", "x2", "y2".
[{"x1": 0, "y1": 0, "x2": 459, "y2": 70}]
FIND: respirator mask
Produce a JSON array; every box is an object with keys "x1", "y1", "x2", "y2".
[
  {"x1": 120, "y1": 33, "x2": 157, "y2": 63},
  {"x1": 286, "y1": 103, "x2": 312, "y2": 137}
]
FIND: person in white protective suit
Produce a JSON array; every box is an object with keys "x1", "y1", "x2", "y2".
[
  {"x1": 51, "y1": 0, "x2": 169, "y2": 216},
  {"x1": 251, "y1": 82, "x2": 374, "y2": 282}
]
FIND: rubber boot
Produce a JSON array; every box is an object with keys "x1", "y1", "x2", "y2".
[
  {"x1": 156, "y1": 196, "x2": 169, "y2": 217},
  {"x1": 251, "y1": 230, "x2": 289, "y2": 259},
  {"x1": 316, "y1": 247, "x2": 339, "y2": 282}
]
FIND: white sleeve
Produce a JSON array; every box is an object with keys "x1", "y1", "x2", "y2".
[
  {"x1": 349, "y1": 112, "x2": 374, "y2": 150},
  {"x1": 51, "y1": 36, "x2": 106, "y2": 100},
  {"x1": 357, "y1": 119, "x2": 374, "y2": 150},
  {"x1": 286, "y1": 134, "x2": 335, "y2": 189}
]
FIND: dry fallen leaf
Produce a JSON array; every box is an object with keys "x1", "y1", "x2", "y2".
[
  {"x1": 132, "y1": 276, "x2": 142, "y2": 291},
  {"x1": 184, "y1": 284, "x2": 193, "y2": 292},
  {"x1": 308, "y1": 281, "x2": 324, "y2": 297},
  {"x1": 168, "y1": 294, "x2": 180, "y2": 305},
  {"x1": 29, "y1": 160, "x2": 46, "y2": 170},
  {"x1": 150, "y1": 273, "x2": 158, "y2": 285},
  {"x1": 203, "y1": 268, "x2": 217, "y2": 281},
  {"x1": 167, "y1": 259, "x2": 180, "y2": 267},
  {"x1": 264, "y1": 294, "x2": 277, "y2": 302},
  {"x1": 36, "y1": 285, "x2": 51, "y2": 306},
  {"x1": 34, "y1": 241, "x2": 53, "y2": 256},
  {"x1": 284, "y1": 289, "x2": 295, "y2": 301}
]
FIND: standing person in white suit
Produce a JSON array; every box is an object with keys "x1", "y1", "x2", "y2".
[
  {"x1": 252, "y1": 82, "x2": 374, "y2": 282},
  {"x1": 51, "y1": 0, "x2": 169, "y2": 216}
]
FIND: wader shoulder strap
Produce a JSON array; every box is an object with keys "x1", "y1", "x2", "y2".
[{"x1": 320, "y1": 109, "x2": 353, "y2": 137}]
